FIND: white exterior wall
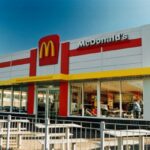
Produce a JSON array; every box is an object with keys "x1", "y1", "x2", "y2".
[
  {"x1": 69, "y1": 27, "x2": 142, "y2": 74},
  {"x1": 0, "y1": 50, "x2": 30, "y2": 80},
  {"x1": 141, "y1": 25, "x2": 150, "y2": 120},
  {"x1": 141, "y1": 25, "x2": 150, "y2": 67},
  {"x1": 70, "y1": 47, "x2": 142, "y2": 74},
  {"x1": 0, "y1": 44, "x2": 62, "y2": 81},
  {"x1": 10, "y1": 64, "x2": 30, "y2": 78}
]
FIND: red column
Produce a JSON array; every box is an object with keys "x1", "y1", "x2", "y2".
[
  {"x1": 29, "y1": 49, "x2": 37, "y2": 76},
  {"x1": 27, "y1": 49, "x2": 37, "y2": 114},
  {"x1": 27, "y1": 83, "x2": 35, "y2": 114},
  {"x1": 59, "y1": 82, "x2": 68, "y2": 116},
  {"x1": 59, "y1": 42, "x2": 69, "y2": 116}
]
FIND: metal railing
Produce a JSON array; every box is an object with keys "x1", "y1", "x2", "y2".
[
  {"x1": 0, "y1": 115, "x2": 150, "y2": 150},
  {"x1": 0, "y1": 115, "x2": 100, "y2": 150},
  {"x1": 100, "y1": 121, "x2": 150, "y2": 150}
]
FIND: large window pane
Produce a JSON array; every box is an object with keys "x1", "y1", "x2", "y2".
[
  {"x1": 21, "y1": 86, "x2": 28, "y2": 113},
  {"x1": 70, "y1": 83, "x2": 82, "y2": 116},
  {"x1": 121, "y1": 80, "x2": 143, "y2": 119},
  {"x1": 84, "y1": 82, "x2": 97, "y2": 117},
  {"x1": 101, "y1": 81, "x2": 120, "y2": 117},
  {"x1": 12, "y1": 86, "x2": 21, "y2": 112},
  {"x1": 3, "y1": 87, "x2": 12, "y2": 112},
  {"x1": 12, "y1": 85, "x2": 27, "y2": 113},
  {"x1": 37, "y1": 90, "x2": 46, "y2": 117},
  {"x1": 48, "y1": 86, "x2": 60, "y2": 117}
]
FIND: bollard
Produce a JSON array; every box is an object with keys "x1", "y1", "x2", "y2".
[
  {"x1": 6, "y1": 115, "x2": 11, "y2": 150},
  {"x1": 45, "y1": 117, "x2": 49, "y2": 150},
  {"x1": 100, "y1": 121, "x2": 105, "y2": 150}
]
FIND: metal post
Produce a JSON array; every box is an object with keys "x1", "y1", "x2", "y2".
[
  {"x1": 6, "y1": 115, "x2": 11, "y2": 150},
  {"x1": 100, "y1": 121, "x2": 105, "y2": 150},
  {"x1": 139, "y1": 136, "x2": 144, "y2": 150},
  {"x1": 45, "y1": 117, "x2": 49, "y2": 150},
  {"x1": 17, "y1": 122, "x2": 21, "y2": 148},
  {"x1": 118, "y1": 137, "x2": 123, "y2": 150},
  {"x1": 66, "y1": 127, "x2": 70, "y2": 150}
]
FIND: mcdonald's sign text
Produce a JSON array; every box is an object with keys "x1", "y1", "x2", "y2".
[{"x1": 39, "y1": 35, "x2": 60, "y2": 66}]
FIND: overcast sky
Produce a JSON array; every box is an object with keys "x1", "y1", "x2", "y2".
[{"x1": 0, "y1": 0, "x2": 150, "y2": 54}]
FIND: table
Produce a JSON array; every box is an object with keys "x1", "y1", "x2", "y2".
[
  {"x1": 35, "y1": 123, "x2": 82, "y2": 128},
  {"x1": 104, "y1": 129, "x2": 150, "y2": 150},
  {"x1": 0, "y1": 119, "x2": 29, "y2": 149},
  {"x1": 35, "y1": 123, "x2": 82, "y2": 150}
]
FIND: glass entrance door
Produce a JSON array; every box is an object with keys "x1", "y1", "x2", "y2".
[
  {"x1": 37, "y1": 85, "x2": 59, "y2": 118},
  {"x1": 37, "y1": 88, "x2": 47, "y2": 118},
  {"x1": 48, "y1": 87, "x2": 59, "y2": 118}
]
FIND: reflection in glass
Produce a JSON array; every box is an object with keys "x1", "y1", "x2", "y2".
[
  {"x1": 70, "y1": 83, "x2": 82, "y2": 116},
  {"x1": 12, "y1": 86, "x2": 21, "y2": 112},
  {"x1": 37, "y1": 86, "x2": 60, "y2": 118},
  {"x1": 21, "y1": 86, "x2": 28, "y2": 113},
  {"x1": 70, "y1": 79, "x2": 143, "y2": 119},
  {"x1": 101, "y1": 81, "x2": 120, "y2": 117},
  {"x1": 83, "y1": 82, "x2": 97, "y2": 116},
  {"x1": 121, "y1": 80, "x2": 143, "y2": 119},
  {"x1": 3, "y1": 87, "x2": 12, "y2": 112},
  {"x1": 37, "y1": 90, "x2": 46, "y2": 117},
  {"x1": 0, "y1": 85, "x2": 28, "y2": 113},
  {"x1": 48, "y1": 87, "x2": 59, "y2": 117}
]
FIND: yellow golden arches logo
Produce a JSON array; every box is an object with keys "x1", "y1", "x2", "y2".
[{"x1": 39, "y1": 40, "x2": 55, "y2": 58}]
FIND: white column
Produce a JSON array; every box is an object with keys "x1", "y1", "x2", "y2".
[
  {"x1": 97, "y1": 81, "x2": 101, "y2": 117},
  {"x1": 119, "y1": 81, "x2": 123, "y2": 118},
  {"x1": 81, "y1": 83, "x2": 84, "y2": 116}
]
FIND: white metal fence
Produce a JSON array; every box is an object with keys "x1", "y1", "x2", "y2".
[
  {"x1": 0, "y1": 115, "x2": 150, "y2": 150},
  {"x1": 0, "y1": 115, "x2": 100, "y2": 150},
  {"x1": 101, "y1": 121, "x2": 150, "y2": 150}
]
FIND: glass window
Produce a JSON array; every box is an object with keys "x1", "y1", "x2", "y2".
[
  {"x1": 48, "y1": 86, "x2": 60, "y2": 117},
  {"x1": 70, "y1": 82, "x2": 82, "y2": 116},
  {"x1": 100, "y1": 81, "x2": 120, "y2": 117},
  {"x1": 70, "y1": 79, "x2": 144, "y2": 119},
  {"x1": 20, "y1": 86, "x2": 28, "y2": 113},
  {"x1": 121, "y1": 80, "x2": 143, "y2": 119},
  {"x1": 83, "y1": 82, "x2": 97, "y2": 117},
  {"x1": 12, "y1": 86, "x2": 21, "y2": 112},
  {"x1": 3, "y1": 87, "x2": 12, "y2": 112},
  {"x1": 37, "y1": 90, "x2": 46, "y2": 117},
  {"x1": 0, "y1": 85, "x2": 28, "y2": 113},
  {"x1": 11, "y1": 85, "x2": 28, "y2": 113}
]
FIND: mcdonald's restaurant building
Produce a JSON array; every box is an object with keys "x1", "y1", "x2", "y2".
[{"x1": 1, "y1": 24, "x2": 150, "y2": 123}]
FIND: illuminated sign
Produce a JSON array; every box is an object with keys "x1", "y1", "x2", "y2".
[
  {"x1": 78, "y1": 33, "x2": 128, "y2": 48},
  {"x1": 39, "y1": 35, "x2": 60, "y2": 66}
]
